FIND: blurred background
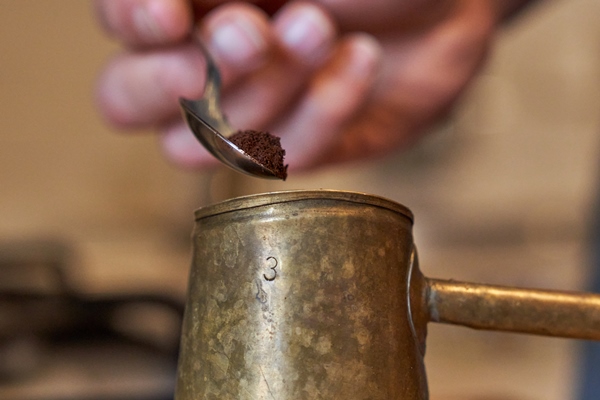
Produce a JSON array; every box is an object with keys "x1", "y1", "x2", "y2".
[{"x1": 1, "y1": 0, "x2": 600, "y2": 399}]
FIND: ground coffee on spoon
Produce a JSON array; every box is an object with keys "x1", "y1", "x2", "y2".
[{"x1": 229, "y1": 130, "x2": 288, "y2": 180}]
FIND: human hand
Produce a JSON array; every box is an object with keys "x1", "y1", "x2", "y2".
[{"x1": 94, "y1": 0, "x2": 509, "y2": 172}]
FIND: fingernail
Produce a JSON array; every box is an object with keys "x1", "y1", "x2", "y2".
[
  {"x1": 209, "y1": 16, "x2": 267, "y2": 67},
  {"x1": 133, "y1": 0, "x2": 167, "y2": 41},
  {"x1": 278, "y1": 6, "x2": 334, "y2": 63},
  {"x1": 346, "y1": 35, "x2": 382, "y2": 79}
]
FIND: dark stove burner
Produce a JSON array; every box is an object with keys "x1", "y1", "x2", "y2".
[{"x1": 0, "y1": 238, "x2": 184, "y2": 400}]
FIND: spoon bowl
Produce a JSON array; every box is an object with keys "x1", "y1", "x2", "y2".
[{"x1": 179, "y1": 43, "x2": 282, "y2": 179}]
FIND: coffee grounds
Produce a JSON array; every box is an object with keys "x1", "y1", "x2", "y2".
[{"x1": 229, "y1": 130, "x2": 288, "y2": 180}]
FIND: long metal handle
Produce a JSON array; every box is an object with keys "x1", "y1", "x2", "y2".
[{"x1": 427, "y1": 278, "x2": 600, "y2": 340}]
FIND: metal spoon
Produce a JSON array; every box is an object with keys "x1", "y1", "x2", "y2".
[{"x1": 179, "y1": 43, "x2": 281, "y2": 179}]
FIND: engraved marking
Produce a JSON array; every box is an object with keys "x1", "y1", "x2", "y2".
[
  {"x1": 259, "y1": 364, "x2": 276, "y2": 400},
  {"x1": 263, "y1": 256, "x2": 278, "y2": 281},
  {"x1": 255, "y1": 280, "x2": 268, "y2": 304}
]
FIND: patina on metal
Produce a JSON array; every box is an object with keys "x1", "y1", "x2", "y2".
[
  {"x1": 427, "y1": 280, "x2": 600, "y2": 340},
  {"x1": 175, "y1": 190, "x2": 600, "y2": 400}
]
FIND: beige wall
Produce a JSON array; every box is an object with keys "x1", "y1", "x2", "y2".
[
  {"x1": 1, "y1": 0, "x2": 600, "y2": 398},
  {"x1": 0, "y1": 0, "x2": 209, "y2": 295}
]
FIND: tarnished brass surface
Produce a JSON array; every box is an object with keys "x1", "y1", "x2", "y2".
[
  {"x1": 427, "y1": 279, "x2": 600, "y2": 340},
  {"x1": 175, "y1": 190, "x2": 600, "y2": 400},
  {"x1": 176, "y1": 190, "x2": 428, "y2": 399}
]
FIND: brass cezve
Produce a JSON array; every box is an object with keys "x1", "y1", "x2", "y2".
[{"x1": 175, "y1": 190, "x2": 600, "y2": 399}]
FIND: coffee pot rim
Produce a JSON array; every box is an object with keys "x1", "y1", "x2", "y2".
[{"x1": 194, "y1": 189, "x2": 414, "y2": 223}]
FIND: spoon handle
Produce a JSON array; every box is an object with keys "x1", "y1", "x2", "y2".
[{"x1": 195, "y1": 40, "x2": 222, "y2": 108}]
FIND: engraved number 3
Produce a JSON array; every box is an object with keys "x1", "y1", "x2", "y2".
[{"x1": 263, "y1": 257, "x2": 278, "y2": 281}]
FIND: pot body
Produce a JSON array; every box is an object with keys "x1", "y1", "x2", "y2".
[{"x1": 175, "y1": 190, "x2": 428, "y2": 399}]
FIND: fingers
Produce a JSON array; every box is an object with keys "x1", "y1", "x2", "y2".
[
  {"x1": 95, "y1": 0, "x2": 369, "y2": 172},
  {"x1": 271, "y1": 34, "x2": 382, "y2": 169},
  {"x1": 313, "y1": 0, "x2": 496, "y2": 166},
  {"x1": 96, "y1": 43, "x2": 207, "y2": 128},
  {"x1": 95, "y1": 0, "x2": 498, "y2": 174},
  {"x1": 200, "y1": 3, "x2": 276, "y2": 80},
  {"x1": 96, "y1": 2, "x2": 334, "y2": 130},
  {"x1": 155, "y1": 2, "x2": 339, "y2": 169},
  {"x1": 273, "y1": 1, "x2": 336, "y2": 67},
  {"x1": 95, "y1": 3, "x2": 275, "y2": 129},
  {"x1": 316, "y1": 0, "x2": 442, "y2": 32},
  {"x1": 217, "y1": 2, "x2": 336, "y2": 130},
  {"x1": 94, "y1": 0, "x2": 193, "y2": 46}
]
